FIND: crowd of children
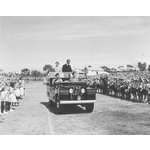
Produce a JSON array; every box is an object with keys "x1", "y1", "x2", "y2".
[
  {"x1": 87, "y1": 71, "x2": 150, "y2": 103},
  {"x1": 0, "y1": 72, "x2": 25, "y2": 123}
]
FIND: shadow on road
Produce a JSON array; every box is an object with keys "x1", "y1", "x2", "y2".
[{"x1": 40, "y1": 102, "x2": 87, "y2": 115}]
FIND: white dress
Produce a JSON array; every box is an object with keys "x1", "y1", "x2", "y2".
[
  {"x1": 54, "y1": 66, "x2": 61, "y2": 73},
  {"x1": 0, "y1": 90, "x2": 9, "y2": 102},
  {"x1": 9, "y1": 87, "x2": 17, "y2": 103},
  {"x1": 14, "y1": 88, "x2": 21, "y2": 97},
  {"x1": 20, "y1": 87, "x2": 24, "y2": 96},
  {"x1": 19, "y1": 80, "x2": 25, "y2": 96}
]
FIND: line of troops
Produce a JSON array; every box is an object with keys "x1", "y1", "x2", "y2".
[
  {"x1": 87, "y1": 75, "x2": 150, "y2": 104},
  {"x1": 0, "y1": 73, "x2": 25, "y2": 116}
]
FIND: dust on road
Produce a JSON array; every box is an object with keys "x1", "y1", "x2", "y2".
[{"x1": 1, "y1": 81, "x2": 150, "y2": 135}]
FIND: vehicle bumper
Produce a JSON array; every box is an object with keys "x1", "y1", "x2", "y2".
[{"x1": 60, "y1": 100, "x2": 96, "y2": 105}]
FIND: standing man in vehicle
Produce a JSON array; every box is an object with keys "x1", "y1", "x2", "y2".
[{"x1": 62, "y1": 59, "x2": 72, "y2": 72}]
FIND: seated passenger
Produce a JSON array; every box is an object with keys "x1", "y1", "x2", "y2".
[{"x1": 52, "y1": 73, "x2": 63, "y2": 87}]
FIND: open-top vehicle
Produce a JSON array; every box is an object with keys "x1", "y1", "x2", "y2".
[{"x1": 46, "y1": 72, "x2": 96, "y2": 114}]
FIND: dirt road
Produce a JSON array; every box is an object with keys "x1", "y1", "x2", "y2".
[{"x1": 1, "y1": 81, "x2": 150, "y2": 135}]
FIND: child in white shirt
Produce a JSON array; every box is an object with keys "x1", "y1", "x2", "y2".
[{"x1": 0, "y1": 85, "x2": 9, "y2": 114}]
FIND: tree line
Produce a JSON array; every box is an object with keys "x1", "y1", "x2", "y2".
[
  {"x1": 21, "y1": 64, "x2": 55, "y2": 80},
  {"x1": 21, "y1": 62, "x2": 150, "y2": 80},
  {"x1": 100, "y1": 62, "x2": 150, "y2": 72}
]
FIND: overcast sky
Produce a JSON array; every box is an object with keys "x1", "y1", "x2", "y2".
[{"x1": 0, "y1": 16, "x2": 150, "y2": 73}]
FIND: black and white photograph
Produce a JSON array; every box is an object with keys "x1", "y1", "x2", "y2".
[
  {"x1": 1, "y1": 16, "x2": 150, "y2": 136},
  {"x1": 1, "y1": 0, "x2": 150, "y2": 149}
]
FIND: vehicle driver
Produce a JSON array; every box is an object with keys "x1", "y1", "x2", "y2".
[{"x1": 52, "y1": 73, "x2": 63, "y2": 95}]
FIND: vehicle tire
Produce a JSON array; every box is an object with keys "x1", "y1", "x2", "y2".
[
  {"x1": 85, "y1": 103, "x2": 94, "y2": 113},
  {"x1": 56, "y1": 101, "x2": 62, "y2": 114},
  {"x1": 49, "y1": 99, "x2": 54, "y2": 107},
  {"x1": 55, "y1": 95, "x2": 62, "y2": 114}
]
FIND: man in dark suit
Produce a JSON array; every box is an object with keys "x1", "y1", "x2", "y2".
[{"x1": 62, "y1": 59, "x2": 72, "y2": 72}]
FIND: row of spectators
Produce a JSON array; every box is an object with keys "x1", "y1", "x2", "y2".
[
  {"x1": 87, "y1": 71, "x2": 150, "y2": 104},
  {"x1": 0, "y1": 72, "x2": 25, "y2": 121}
]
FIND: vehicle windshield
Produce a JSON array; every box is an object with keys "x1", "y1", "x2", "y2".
[
  {"x1": 47, "y1": 72, "x2": 86, "y2": 82},
  {"x1": 47, "y1": 72, "x2": 72, "y2": 78}
]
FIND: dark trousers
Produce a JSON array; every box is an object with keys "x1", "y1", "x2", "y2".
[
  {"x1": 148, "y1": 94, "x2": 150, "y2": 103},
  {"x1": 1, "y1": 101, "x2": 5, "y2": 113},
  {"x1": 5, "y1": 101, "x2": 11, "y2": 111},
  {"x1": 139, "y1": 92, "x2": 143, "y2": 101}
]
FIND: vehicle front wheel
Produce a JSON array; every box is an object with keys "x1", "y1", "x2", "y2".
[
  {"x1": 49, "y1": 99, "x2": 54, "y2": 107},
  {"x1": 85, "y1": 103, "x2": 94, "y2": 113},
  {"x1": 56, "y1": 101, "x2": 62, "y2": 114}
]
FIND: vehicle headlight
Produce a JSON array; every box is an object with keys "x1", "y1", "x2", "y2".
[
  {"x1": 81, "y1": 88, "x2": 85, "y2": 93},
  {"x1": 69, "y1": 88, "x2": 74, "y2": 94}
]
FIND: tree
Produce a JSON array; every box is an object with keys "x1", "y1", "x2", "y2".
[
  {"x1": 138, "y1": 62, "x2": 142, "y2": 71},
  {"x1": 43, "y1": 64, "x2": 55, "y2": 75},
  {"x1": 101, "y1": 66, "x2": 110, "y2": 72},
  {"x1": 110, "y1": 68, "x2": 117, "y2": 72},
  {"x1": 21, "y1": 68, "x2": 30, "y2": 76},
  {"x1": 127, "y1": 64, "x2": 133, "y2": 68},
  {"x1": 126, "y1": 64, "x2": 134, "y2": 71},
  {"x1": 88, "y1": 65, "x2": 92, "y2": 68},
  {"x1": 118, "y1": 66, "x2": 124, "y2": 69},
  {"x1": 143, "y1": 62, "x2": 147, "y2": 71},
  {"x1": 31, "y1": 70, "x2": 42, "y2": 80},
  {"x1": 138, "y1": 62, "x2": 147, "y2": 71},
  {"x1": 148, "y1": 65, "x2": 150, "y2": 72}
]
